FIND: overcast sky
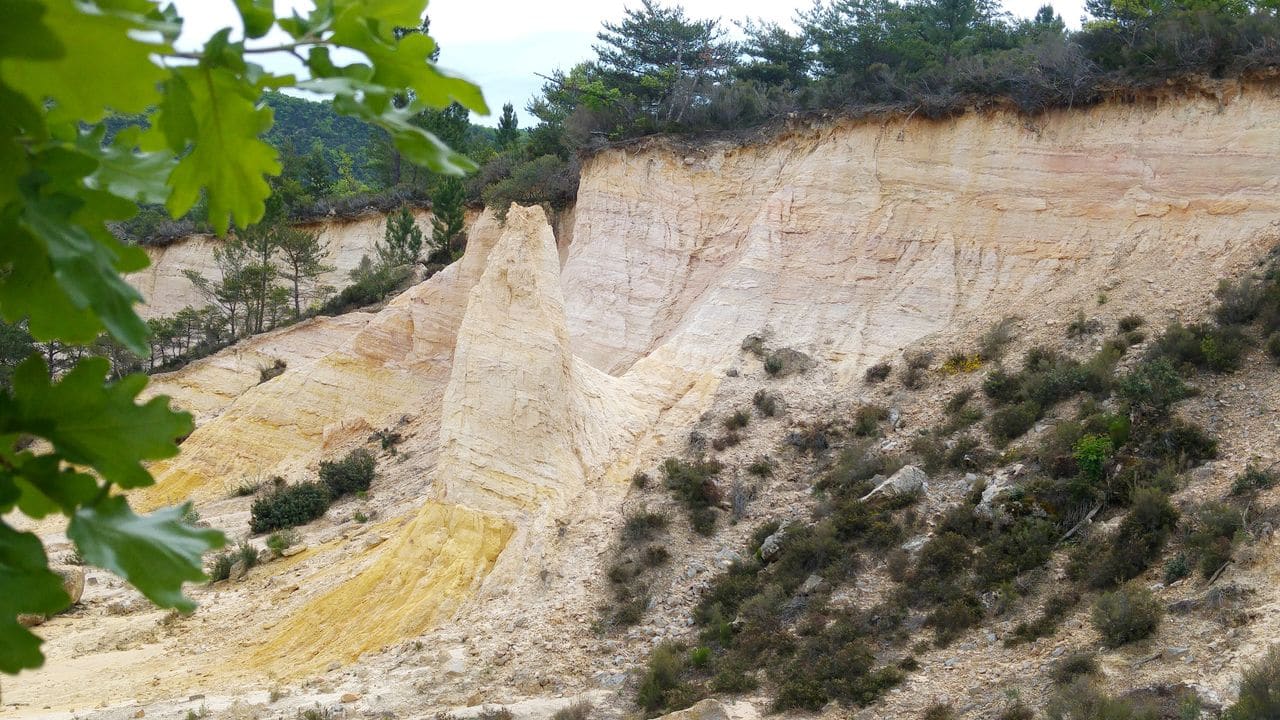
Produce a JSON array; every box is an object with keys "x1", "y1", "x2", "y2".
[{"x1": 172, "y1": 0, "x2": 1086, "y2": 126}]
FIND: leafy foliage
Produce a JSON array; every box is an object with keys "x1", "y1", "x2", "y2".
[
  {"x1": 0, "y1": 0, "x2": 483, "y2": 673},
  {"x1": 249, "y1": 482, "x2": 332, "y2": 534},
  {"x1": 318, "y1": 448, "x2": 377, "y2": 498}
]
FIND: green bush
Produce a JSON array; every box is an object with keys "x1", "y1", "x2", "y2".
[
  {"x1": 551, "y1": 700, "x2": 593, "y2": 720},
  {"x1": 636, "y1": 642, "x2": 692, "y2": 714},
  {"x1": 250, "y1": 481, "x2": 332, "y2": 534},
  {"x1": 1008, "y1": 590, "x2": 1080, "y2": 645},
  {"x1": 1051, "y1": 651, "x2": 1098, "y2": 685},
  {"x1": 663, "y1": 457, "x2": 723, "y2": 536},
  {"x1": 1117, "y1": 358, "x2": 1189, "y2": 419},
  {"x1": 1215, "y1": 277, "x2": 1264, "y2": 326},
  {"x1": 983, "y1": 367, "x2": 1022, "y2": 404},
  {"x1": 988, "y1": 401, "x2": 1040, "y2": 444},
  {"x1": 979, "y1": 317, "x2": 1017, "y2": 361},
  {"x1": 1083, "y1": 487, "x2": 1179, "y2": 589},
  {"x1": 1047, "y1": 678, "x2": 1158, "y2": 720},
  {"x1": 209, "y1": 552, "x2": 235, "y2": 582},
  {"x1": 266, "y1": 529, "x2": 301, "y2": 557},
  {"x1": 1150, "y1": 322, "x2": 1247, "y2": 374},
  {"x1": 1225, "y1": 645, "x2": 1280, "y2": 720},
  {"x1": 1232, "y1": 465, "x2": 1277, "y2": 496},
  {"x1": 1267, "y1": 332, "x2": 1280, "y2": 362},
  {"x1": 1073, "y1": 434, "x2": 1114, "y2": 483},
  {"x1": 1163, "y1": 553, "x2": 1190, "y2": 584},
  {"x1": 1092, "y1": 585, "x2": 1162, "y2": 647},
  {"x1": 318, "y1": 448, "x2": 376, "y2": 498},
  {"x1": 1142, "y1": 418, "x2": 1216, "y2": 469},
  {"x1": 1187, "y1": 501, "x2": 1242, "y2": 577},
  {"x1": 622, "y1": 510, "x2": 669, "y2": 546}
]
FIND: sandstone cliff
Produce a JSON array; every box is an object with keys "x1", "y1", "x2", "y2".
[
  {"x1": 14, "y1": 82, "x2": 1280, "y2": 719},
  {"x1": 126, "y1": 209, "x2": 433, "y2": 319}
]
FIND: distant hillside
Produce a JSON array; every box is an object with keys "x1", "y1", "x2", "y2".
[{"x1": 262, "y1": 91, "x2": 382, "y2": 186}]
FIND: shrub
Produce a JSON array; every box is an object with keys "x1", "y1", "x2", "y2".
[
  {"x1": 476, "y1": 708, "x2": 514, "y2": 720},
  {"x1": 752, "y1": 390, "x2": 778, "y2": 416},
  {"x1": 250, "y1": 481, "x2": 332, "y2": 534},
  {"x1": 1118, "y1": 314, "x2": 1145, "y2": 333},
  {"x1": 1215, "y1": 277, "x2": 1264, "y2": 326},
  {"x1": 1150, "y1": 322, "x2": 1247, "y2": 374},
  {"x1": 945, "y1": 388, "x2": 975, "y2": 414},
  {"x1": 988, "y1": 401, "x2": 1040, "y2": 444},
  {"x1": 1008, "y1": 590, "x2": 1080, "y2": 645},
  {"x1": 1073, "y1": 434, "x2": 1114, "y2": 483},
  {"x1": 1163, "y1": 553, "x2": 1190, "y2": 584},
  {"x1": 723, "y1": 409, "x2": 750, "y2": 431},
  {"x1": 1092, "y1": 585, "x2": 1162, "y2": 647},
  {"x1": 632, "y1": 471, "x2": 650, "y2": 489},
  {"x1": 1232, "y1": 465, "x2": 1277, "y2": 496},
  {"x1": 853, "y1": 404, "x2": 889, "y2": 437},
  {"x1": 1143, "y1": 418, "x2": 1217, "y2": 470},
  {"x1": 902, "y1": 365, "x2": 927, "y2": 389},
  {"x1": 235, "y1": 542, "x2": 260, "y2": 570},
  {"x1": 623, "y1": 510, "x2": 669, "y2": 546},
  {"x1": 923, "y1": 703, "x2": 956, "y2": 720},
  {"x1": 979, "y1": 317, "x2": 1017, "y2": 361},
  {"x1": 1051, "y1": 651, "x2": 1098, "y2": 685},
  {"x1": 763, "y1": 353, "x2": 784, "y2": 376},
  {"x1": 209, "y1": 552, "x2": 235, "y2": 582},
  {"x1": 552, "y1": 701, "x2": 593, "y2": 720},
  {"x1": 941, "y1": 352, "x2": 982, "y2": 374},
  {"x1": 746, "y1": 456, "x2": 773, "y2": 477},
  {"x1": 258, "y1": 358, "x2": 287, "y2": 383},
  {"x1": 945, "y1": 434, "x2": 993, "y2": 470},
  {"x1": 318, "y1": 448, "x2": 376, "y2": 498},
  {"x1": 1067, "y1": 312, "x2": 1103, "y2": 338},
  {"x1": 711, "y1": 432, "x2": 741, "y2": 451},
  {"x1": 865, "y1": 361, "x2": 892, "y2": 383},
  {"x1": 1188, "y1": 501, "x2": 1242, "y2": 577},
  {"x1": 1083, "y1": 488, "x2": 1179, "y2": 589},
  {"x1": 998, "y1": 702, "x2": 1035, "y2": 720},
  {"x1": 1225, "y1": 645, "x2": 1280, "y2": 720},
  {"x1": 1117, "y1": 358, "x2": 1189, "y2": 419},
  {"x1": 1047, "y1": 679, "x2": 1158, "y2": 720},
  {"x1": 232, "y1": 480, "x2": 261, "y2": 497},
  {"x1": 983, "y1": 367, "x2": 1022, "y2": 404},
  {"x1": 1268, "y1": 332, "x2": 1280, "y2": 363},
  {"x1": 266, "y1": 529, "x2": 301, "y2": 557},
  {"x1": 905, "y1": 350, "x2": 934, "y2": 370},
  {"x1": 663, "y1": 458, "x2": 723, "y2": 536},
  {"x1": 636, "y1": 642, "x2": 690, "y2": 713}
]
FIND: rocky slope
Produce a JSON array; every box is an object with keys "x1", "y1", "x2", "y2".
[{"x1": 9, "y1": 80, "x2": 1280, "y2": 720}]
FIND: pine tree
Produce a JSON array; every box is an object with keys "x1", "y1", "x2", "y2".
[
  {"x1": 430, "y1": 178, "x2": 466, "y2": 263},
  {"x1": 377, "y1": 206, "x2": 425, "y2": 268},
  {"x1": 274, "y1": 227, "x2": 334, "y2": 316},
  {"x1": 496, "y1": 103, "x2": 519, "y2": 150}
]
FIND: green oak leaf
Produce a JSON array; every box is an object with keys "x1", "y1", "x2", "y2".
[
  {"x1": 328, "y1": 17, "x2": 488, "y2": 115},
  {"x1": 8, "y1": 453, "x2": 99, "y2": 518},
  {"x1": 332, "y1": 0, "x2": 428, "y2": 37},
  {"x1": 20, "y1": 190, "x2": 150, "y2": 353},
  {"x1": 0, "y1": 0, "x2": 173, "y2": 124},
  {"x1": 82, "y1": 126, "x2": 175, "y2": 205},
  {"x1": 2, "y1": 357, "x2": 193, "y2": 489},
  {"x1": 0, "y1": 0, "x2": 65, "y2": 60},
  {"x1": 68, "y1": 497, "x2": 224, "y2": 613},
  {"x1": 234, "y1": 0, "x2": 276, "y2": 39},
  {"x1": 0, "y1": 224, "x2": 104, "y2": 346},
  {"x1": 164, "y1": 66, "x2": 280, "y2": 234},
  {"x1": 0, "y1": 523, "x2": 70, "y2": 674}
]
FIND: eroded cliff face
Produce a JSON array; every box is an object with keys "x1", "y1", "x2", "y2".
[
  {"x1": 563, "y1": 83, "x2": 1280, "y2": 381},
  {"x1": 17, "y1": 84, "x2": 1280, "y2": 717},
  {"x1": 126, "y1": 209, "x2": 433, "y2": 319}
]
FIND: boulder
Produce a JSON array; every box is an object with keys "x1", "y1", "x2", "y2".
[
  {"x1": 859, "y1": 465, "x2": 928, "y2": 501},
  {"x1": 759, "y1": 529, "x2": 785, "y2": 563},
  {"x1": 657, "y1": 699, "x2": 731, "y2": 720}
]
